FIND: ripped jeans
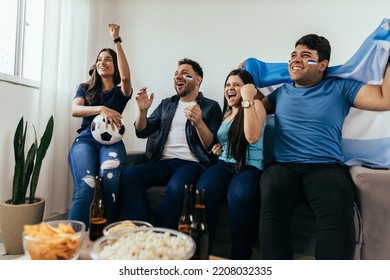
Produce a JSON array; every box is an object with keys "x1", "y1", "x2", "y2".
[{"x1": 68, "y1": 128, "x2": 126, "y2": 228}]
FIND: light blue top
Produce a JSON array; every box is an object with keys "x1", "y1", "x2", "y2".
[
  {"x1": 218, "y1": 120, "x2": 264, "y2": 170},
  {"x1": 268, "y1": 78, "x2": 363, "y2": 163}
]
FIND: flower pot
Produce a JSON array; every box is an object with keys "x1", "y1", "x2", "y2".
[{"x1": 0, "y1": 197, "x2": 45, "y2": 255}]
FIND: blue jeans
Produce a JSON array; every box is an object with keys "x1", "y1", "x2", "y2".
[
  {"x1": 196, "y1": 160, "x2": 262, "y2": 260},
  {"x1": 120, "y1": 159, "x2": 204, "y2": 229},
  {"x1": 68, "y1": 128, "x2": 126, "y2": 228},
  {"x1": 259, "y1": 162, "x2": 356, "y2": 260}
]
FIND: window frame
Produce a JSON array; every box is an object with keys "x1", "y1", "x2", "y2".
[
  {"x1": 0, "y1": 72, "x2": 39, "y2": 89},
  {"x1": 0, "y1": 0, "x2": 43, "y2": 88}
]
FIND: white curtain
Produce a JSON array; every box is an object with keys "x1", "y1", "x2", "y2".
[{"x1": 37, "y1": 0, "x2": 94, "y2": 218}]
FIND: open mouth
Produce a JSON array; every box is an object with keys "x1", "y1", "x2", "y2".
[
  {"x1": 227, "y1": 92, "x2": 237, "y2": 101},
  {"x1": 176, "y1": 81, "x2": 185, "y2": 90}
]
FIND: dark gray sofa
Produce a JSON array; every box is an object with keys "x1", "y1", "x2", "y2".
[{"x1": 123, "y1": 115, "x2": 390, "y2": 260}]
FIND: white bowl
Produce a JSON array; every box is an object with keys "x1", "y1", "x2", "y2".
[
  {"x1": 23, "y1": 220, "x2": 86, "y2": 260},
  {"x1": 91, "y1": 227, "x2": 196, "y2": 260},
  {"x1": 103, "y1": 220, "x2": 153, "y2": 236}
]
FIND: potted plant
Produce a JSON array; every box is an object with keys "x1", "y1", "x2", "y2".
[{"x1": 0, "y1": 115, "x2": 54, "y2": 255}]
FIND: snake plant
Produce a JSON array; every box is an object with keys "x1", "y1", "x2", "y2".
[{"x1": 12, "y1": 116, "x2": 54, "y2": 204}]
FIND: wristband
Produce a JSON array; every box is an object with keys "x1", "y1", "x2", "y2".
[{"x1": 113, "y1": 37, "x2": 122, "y2": 44}]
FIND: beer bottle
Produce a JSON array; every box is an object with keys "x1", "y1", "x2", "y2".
[
  {"x1": 190, "y1": 188, "x2": 209, "y2": 260},
  {"x1": 178, "y1": 184, "x2": 193, "y2": 234},
  {"x1": 89, "y1": 175, "x2": 107, "y2": 241}
]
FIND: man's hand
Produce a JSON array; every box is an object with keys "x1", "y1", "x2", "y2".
[
  {"x1": 135, "y1": 87, "x2": 154, "y2": 112},
  {"x1": 184, "y1": 104, "x2": 202, "y2": 127},
  {"x1": 238, "y1": 60, "x2": 246, "y2": 69}
]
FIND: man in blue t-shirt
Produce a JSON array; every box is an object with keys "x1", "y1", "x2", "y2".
[{"x1": 258, "y1": 34, "x2": 390, "y2": 260}]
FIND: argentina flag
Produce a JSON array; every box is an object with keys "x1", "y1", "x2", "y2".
[{"x1": 244, "y1": 18, "x2": 390, "y2": 166}]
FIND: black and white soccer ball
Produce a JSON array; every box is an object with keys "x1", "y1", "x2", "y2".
[{"x1": 91, "y1": 115, "x2": 125, "y2": 145}]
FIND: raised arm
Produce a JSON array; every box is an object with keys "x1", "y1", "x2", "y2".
[
  {"x1": 353, "y1": 62, "x2": 390, "y2": 111},
  {"x1": 134, "y1": 87, "x2": 154, "y2": 131},
  {"x1": 241, "y1": 84, "x2": 266, "y2": 143},
  {"x1": 108, "y1": 23, "x2": 132, "y2": 97}
]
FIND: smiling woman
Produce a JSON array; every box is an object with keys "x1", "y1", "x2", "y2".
[{"x1": 67, "y1": 23, "x2": 133, "y2": 230}]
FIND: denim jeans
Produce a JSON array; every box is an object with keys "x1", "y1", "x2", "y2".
[
  {"x1": 259, "y1": 162, "x2": 356, "y2": 260},
  {"x1": 120, "y1": 159, "x2": 204, "y2": 229},
  {"x1": 196, "y1": 160, "x2": 262, "y2": 260},
  {"x1": 68, "y1": 128, "x2": 126, "y2": 228}
]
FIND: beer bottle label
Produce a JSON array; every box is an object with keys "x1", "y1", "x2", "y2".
[
  {"x1": 178, "y1": 224, "x2": 191, "y2": 234},
  {"x1": 89, "y1": 217, "x2": 107, "y2": 241}
]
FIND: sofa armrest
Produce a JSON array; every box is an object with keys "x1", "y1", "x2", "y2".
[
  {"x1": 350, "y1": 165, "x2": 390, "y2": 259},
  {"x1": 125, "y1": 151, "x2": 147, "y2": 167}
]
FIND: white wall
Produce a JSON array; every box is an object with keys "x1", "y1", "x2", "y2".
[
  {"x1": 0, "y1": 81, "x2": 39, "y2": 203},
  {"x1": 0, "y1": 0, "x2": 389, "y2": 213},
  {"x1": 107, "y1": 0, "x2": 390, "y2": 152}
]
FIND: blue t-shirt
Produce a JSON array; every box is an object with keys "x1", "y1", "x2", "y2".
[
  {"x1": 267, "y1": 78, "x2": 363, "y2": 163},
  {"x1": 218, "y1": 121, "x2": 264, "y2": 170},
  {"x1": 74, "y1": 84, "x2": 131, "y2": 133}
]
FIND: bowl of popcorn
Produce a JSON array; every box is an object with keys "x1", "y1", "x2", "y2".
[
  {"x1": 90, "y1": 227, "x2": 196, "y2": 260},
  {"x1": 103, "y1": 220, "x2": 153, "y2": 236},
  {"x1": 22, "y1": 220, "x2": 86, "y2": 260}
]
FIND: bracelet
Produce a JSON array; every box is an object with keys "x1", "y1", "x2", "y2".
[{"x1": 113, "y1": 37, "x2": 122, "y2": 44}]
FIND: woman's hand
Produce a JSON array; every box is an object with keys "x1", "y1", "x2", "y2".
[
  {"x1": 100, "y1": 106, "x2": 123, "y2": 130},
  {"x1": 211, "y1": 143, "x2": 223, "y2": 157},
  {"x1": 241, "y1": 84, "x2": 257, "y2": 101},
  {"x1": 108, "y1": 23, "x2": 120, "y2": 40}
]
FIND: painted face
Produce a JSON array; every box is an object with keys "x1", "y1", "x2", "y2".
[
  {"x1": 288, "y1": 45, "x2": 326, "y2": 87},
  {"x1": 173, "y1": 64, "x2": 197, "y2": 97},
  {"x1": 224, "y1": 75, "x2": 243, "y2": 107},
  {"x1": 96, "y1": 51, "x2": 115, "y2": 77}
]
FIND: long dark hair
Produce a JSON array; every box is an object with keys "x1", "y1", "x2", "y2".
[
  {"x1": 85, "y1": 48, "x2": 121, "y2": 105},
  {"x1": 223, "y1": 69, "x2": 259, "y2": 172}
]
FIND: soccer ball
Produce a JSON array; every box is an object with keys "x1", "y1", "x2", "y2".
[{"x1": 91, "y1": 115, "x2": 125, "y2": 145}]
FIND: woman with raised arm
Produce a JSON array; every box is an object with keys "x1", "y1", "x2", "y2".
[
  {"x1": 68, "y1": 23, "x2": 133, "y2": 228},
  {"x1": 195, "y1": 69, "x2": 266, "y2": 259}
]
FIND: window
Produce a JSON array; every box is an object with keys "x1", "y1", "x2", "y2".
[{"x1": 0, "y1": 0, "x2": 45, "y2": 83}]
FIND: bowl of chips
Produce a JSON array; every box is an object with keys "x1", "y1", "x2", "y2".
[
  {"x1": 22, "y1": 220, "x2": 86, "y2": 260},
  {"x1": 103, "y1": 220, "x2": 153, "y2": 236},
  {"x1": 91, "y1": 227, "x2": 196, "y2": 260}
]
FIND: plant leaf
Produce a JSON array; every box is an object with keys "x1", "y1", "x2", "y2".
[
  {"x1": 12, "y1": 117, "x2": 27, "y2": 205},
  {"x1": 24, "y1": 143, "x2": 36, "y2": 202},
  {"x1": 13, "y1": 117, "x2": 24, "y2": 161},
  {"x1": 29, "y1": 115, "x2": 54, "y2": 203}
]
